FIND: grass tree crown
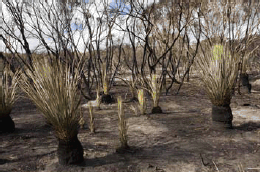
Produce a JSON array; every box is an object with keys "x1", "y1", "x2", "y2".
[
  {"x1": 20, "y1": 57, "x2": 83, "y2": 141},
  {"x1": 196, "y1": 43, "x2": 239, "y2": 106}
]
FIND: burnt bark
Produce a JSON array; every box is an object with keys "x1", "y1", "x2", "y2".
[
  {"x1": 212, "y1": 104, "x2": 233, "y2": 129},
  {"x1": 57, "y1": 135, "x2": 84, "y2": 165}
]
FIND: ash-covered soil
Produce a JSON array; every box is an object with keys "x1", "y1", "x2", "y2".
[{"x1": 1, "y1": 73, "x2": 260, "y2": 172}]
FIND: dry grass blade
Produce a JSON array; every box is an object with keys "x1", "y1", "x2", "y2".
[{"x1": 19, "y1": 57, "x2": 82, "y2": 140}]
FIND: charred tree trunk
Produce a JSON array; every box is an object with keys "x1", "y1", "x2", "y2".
[
  {"x1": 57, "y1": 135, "x2": 84, "y2": 165},
  {"x1": 211, "y1": 104, "x2": 233, "y2": 129}
]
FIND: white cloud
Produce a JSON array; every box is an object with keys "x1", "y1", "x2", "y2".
[{"x1": 2, "y1": 1, "x2": 258, "y2": 54}]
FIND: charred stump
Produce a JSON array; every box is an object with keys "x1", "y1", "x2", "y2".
[
  {"x1": 57, "y1": 135, "x2": 84, "y2": 165},
  {"x1": 101, "y1": 94, "x2": 115, "y2": 104},
  {"x1": 151, "y1": 106, "x2": 163, "y2": 114},
  {"x1": 212, "y1": 104, "x2": 233, "y2": 129}
]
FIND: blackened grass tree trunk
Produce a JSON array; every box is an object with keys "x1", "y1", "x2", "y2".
[
  {"x1": 57, "y1": 135, "x2": 83, "y2": 165},
  {"x1": 20, "y1": 57, "x2": 84, "y2": 165}
]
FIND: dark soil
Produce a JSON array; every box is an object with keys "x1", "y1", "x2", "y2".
[{"x1": 0, "y1": 72, "x2": 260, "y2": 172}]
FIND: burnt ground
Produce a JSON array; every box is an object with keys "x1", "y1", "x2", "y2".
[{"x1": 0, "y1": 72, "x2": 260, "y2": 172}]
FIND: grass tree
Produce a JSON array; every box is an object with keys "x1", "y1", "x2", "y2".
[
  {"x1": 128, "y1": 77, "x2": 139, "y2": 102},
  {"x1": 196, "y1": 43, "x2": 239, "y2": 129},
  {"x1": 0, "y1": 64, "x2": 19, "y2": 133},
  {"x1": 116, "y1": 96, "x2": 129, "y2": 153},
  {"x1": 101, "y1": 62, "x2": 114, "y2": 104},
  {"x1": 19, "y1": 57, "x2": 84, "y2": 165},
  {"x1": 142, "y1": 74, "x2": 163, "y2": 114},
  {"x1": 138, "y1": 89, "x2": 146, "y2": 115},
  {"x1": 88, "y1": 102, "x2": 95, "y2": 133},
  {"x1": 96, "y1": 83, "x2": 101, "y2": 109},
  {"x1": 151, "y1": 74, "x2": 162, "y2": 113}
]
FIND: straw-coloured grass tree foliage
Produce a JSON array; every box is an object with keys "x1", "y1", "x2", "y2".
[
  {"x1": 96, "y1": 84, "x2": 101, "y2": 109},
  {"x1": 88, "y1": 102, "x2": 95, "y2": 133},
  {"x1": 101, "y1": 62, "x2": 115, "y2": 104},
  {"x1": 116, "y1": 96, "x2": 129, "y2": 153},
  {"x1": 19, "y1": 57, "x2": 84, "y2": 165},
  {"x1": 151, "y1": 74, "x2": 162, "y2": 113},
  {"x1": 143, "y1": 74, "x2": 163, "y2": 114},
  {"x1": 0, "y1": 65, "x2": 20, "y2": 133},
  {"x1": 196, "y1": 43, "x2": 239, "y2": 129},
  {"x1": 138, "y1": 89, "x2": 146, "y2": 115}
]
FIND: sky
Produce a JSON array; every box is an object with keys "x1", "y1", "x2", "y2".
[
  {"x1": 1, "y1": 1, "x2": 259, "y2": 54},
  {"x1": 1, "y1": 0, "x2": 159, "y2": 53}
]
